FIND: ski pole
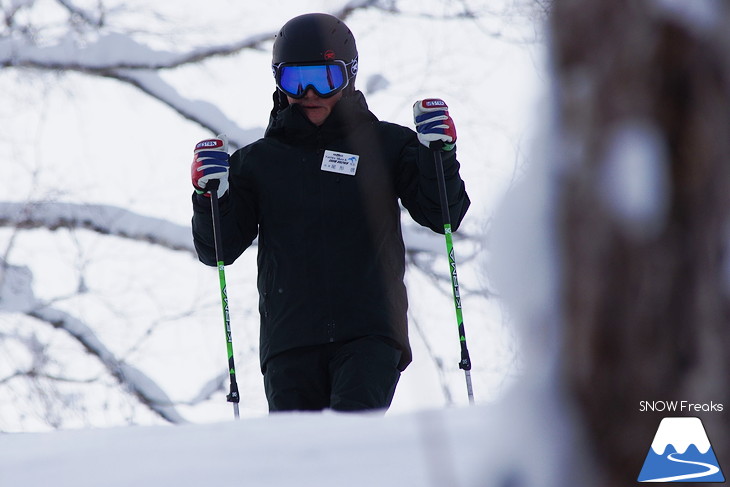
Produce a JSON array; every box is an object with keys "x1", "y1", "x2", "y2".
[
  {"x1": 430, "y1": 144, "x2": 474, "y2": 404},
  {"x1": 207, "y1": 178, "x2": 241, "y2": 419}
]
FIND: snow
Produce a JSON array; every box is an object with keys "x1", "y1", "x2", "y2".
[
  {"x1": 650, "y1": 417, "x2": 712, "y2": 455},
  {"x1": 0, "y1": 264, "x2": 35, "y2": 313},
  {"x1": 0, "y1": 392, "x2": 576, "y2": 487},
  {"x1": 486, "y1": 87, "x2": 561, "y2": 376}
]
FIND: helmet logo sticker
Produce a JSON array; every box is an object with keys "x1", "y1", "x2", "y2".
[{"x1": 324, "y1": 50, "x2": 336, "y2": 60}]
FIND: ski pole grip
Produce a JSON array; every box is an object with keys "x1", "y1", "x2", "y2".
[
  {"x1": 206, "y1": 179, "x2": 220, "y2": 195},
  {"x1": 429, "y1": 140, "x2": 444, "y2": 152}
]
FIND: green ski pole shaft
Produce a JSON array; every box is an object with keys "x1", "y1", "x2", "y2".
[
  {"x1": 431, "y1": 147, "x2": 474, "y2": 404},
  {"x1": 208, "y1": 180, "x2": 240, "y2": 419}
]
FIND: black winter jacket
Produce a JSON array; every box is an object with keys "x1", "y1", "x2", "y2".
[{"x1": 192, "y1": 91, "x2": 469, "y2": 372}]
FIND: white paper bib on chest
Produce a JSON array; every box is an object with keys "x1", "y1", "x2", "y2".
[{"x1": 321, "y1": 150, "x2": 360, "y2": 176}]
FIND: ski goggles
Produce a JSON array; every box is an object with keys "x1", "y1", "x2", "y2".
[{"x1": 273, "y1": 61, "x2": 353, "y2": 99}]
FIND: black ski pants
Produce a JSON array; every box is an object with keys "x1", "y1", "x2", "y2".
[{"x1": 263, "y1": 336, "x2": 402, "y2": 413}]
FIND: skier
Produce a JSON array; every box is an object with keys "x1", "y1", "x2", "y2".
[{"x1": 191, "y1": 13, "x2": 470, "y2": 413}]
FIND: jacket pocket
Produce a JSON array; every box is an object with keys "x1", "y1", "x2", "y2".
[{"x1": 260, "y1": 256, "x2": 276, "y2": 321}]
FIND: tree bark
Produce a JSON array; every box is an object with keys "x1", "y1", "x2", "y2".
[{"x1": 550, "y1": 0, "x2": 730, "y2": 484}]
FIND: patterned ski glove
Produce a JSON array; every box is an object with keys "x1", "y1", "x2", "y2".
[
  {"x1": 191, "y1": 134, "x2": 229, "y2": 198},
  {"x1": 413, "y1": 99, "x2": 457, "y2": 151}
]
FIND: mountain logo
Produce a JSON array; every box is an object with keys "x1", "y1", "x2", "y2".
[{"x1": 638, "y1": 417, "x2": 725, "y2": 483}]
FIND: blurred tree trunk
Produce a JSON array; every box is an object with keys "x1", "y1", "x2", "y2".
[{"x1": 550, "y1": 0, "x2": 730, "y2": 484}]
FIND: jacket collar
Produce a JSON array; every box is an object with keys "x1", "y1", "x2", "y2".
[{"x1": 265, "y1": 90, "x2": 378, "y2": 145}]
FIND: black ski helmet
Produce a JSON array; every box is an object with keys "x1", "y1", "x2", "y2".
[{"x1": 272, "y1": 13, "x2": 359, "y2": 86}]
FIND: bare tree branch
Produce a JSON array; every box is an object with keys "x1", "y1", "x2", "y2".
[
  {"x1": 55, "y1": 0, "x2": 105, "y2": 29},
  {"x1": 410, "y1": 314, "x2": 454, "y2": 405}
]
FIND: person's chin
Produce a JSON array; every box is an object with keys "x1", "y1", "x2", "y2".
[{"x1": 303, "y1": 107, "x2": 327, "y2": 125}]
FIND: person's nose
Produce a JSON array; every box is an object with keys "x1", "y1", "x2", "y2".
[{"x1": 302, "y1": 87, "x2": 318, "y2": 99}]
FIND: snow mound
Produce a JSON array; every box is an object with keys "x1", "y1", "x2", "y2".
[{"x1": 0, "y1": 401, "x2": 572, "y2": 487}]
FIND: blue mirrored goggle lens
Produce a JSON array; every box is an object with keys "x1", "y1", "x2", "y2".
[{"x1": 278, "y1": 64, "x2": 347, "y2": 98}]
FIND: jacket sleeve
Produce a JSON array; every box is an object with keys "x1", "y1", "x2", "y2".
[
  {"x1": 191, "y1": 148, "x2": 259, "y2": 266},
  {"x1": 395, "y1": 127, "x2": 470, "y2": 233}
]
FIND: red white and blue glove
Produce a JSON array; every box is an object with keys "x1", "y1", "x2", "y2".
[
  {"x1": 191, "y1": 134, "x2": 229, "y2": 198},
  {"x1": 413, "y1": 99, "x2": 457, "y2": 151}
]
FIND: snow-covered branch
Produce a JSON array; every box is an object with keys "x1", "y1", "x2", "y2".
[
  {"x1": 0, "y1": 0, "x2": 383, "y2": 140},
  {"x1": 0, "y1": 257, "x2": 187, "y2": 425},
  {"x1": 1, "y1": 0, "x2": 380, "y2": 71},
  {"x1": 110, "y1": 69, "x2": 263, "y2": 147},
  {"x1": 184, "y1": 371, "x2": 229, "y2": 406},
  {"x1": 0, "y1": 31, "x2": 269, "y2": 141},
  {"x1": 0, "y1": 201, "x2": 195, "y2": 254},
  {"x1": 0, "y1": 32, "x2": 274, "y2": 72},
  {"x1": 28, "y1": 305, "x2": 187, "y2": 424},
  {"x1": 0, "y1": 201, "x2": 449, "y2": 256}
]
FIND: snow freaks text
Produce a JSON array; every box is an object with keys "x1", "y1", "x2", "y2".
[{"x1": 639, "y1": 401, "x2": 724, "y2": 413}]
